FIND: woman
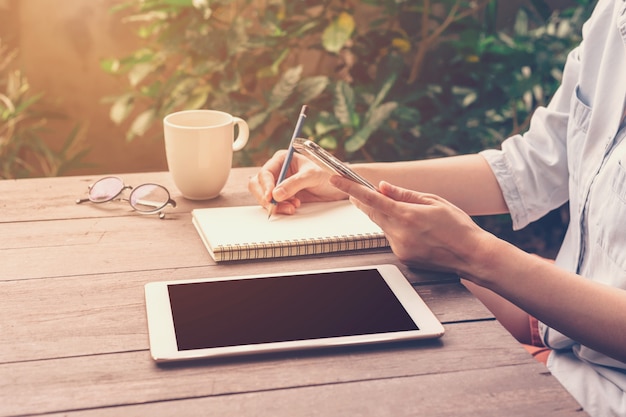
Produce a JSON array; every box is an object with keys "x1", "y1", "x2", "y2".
[{"x1": 248, "y1": 1, "x2": 626, "y2": 415}]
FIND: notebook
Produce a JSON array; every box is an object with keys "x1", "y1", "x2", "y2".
[{"x1": 191, "y1": 200, "x2": 390, "y2": 262}]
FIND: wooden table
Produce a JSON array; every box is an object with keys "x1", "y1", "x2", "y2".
[{"x1": 0, "y1": 168, "x2": 586, "y2": 416}]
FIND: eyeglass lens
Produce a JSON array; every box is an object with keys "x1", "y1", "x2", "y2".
[
  {"x1": 130, "y1": 184, "x2": 171, "y2": 213},
  {"x1": 89, "y1": 177, "x2": 125, "y2": 203}
]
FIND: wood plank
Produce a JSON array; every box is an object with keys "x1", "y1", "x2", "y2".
[
  {"x1": 0, "y1": 268, "x2": 487, "y2": 363},
  {"x1": 0, "y1": 320, "x2": 580, "y2": 417},
  {"x1": 0, "y1": 212, "x2": 460, "y2": 284},
  {"x1": 44, "y1": 365, "x2": 585, "y2": 417},
  {"x1": 1, "y1": 216, "x2": 213, "y2": 280},
  {"x1": 416, "y1": 281, "x2": 493, "y2": 323},
  {"x1": 0, "y1": 169, "x2": 259, "y2": 223}
]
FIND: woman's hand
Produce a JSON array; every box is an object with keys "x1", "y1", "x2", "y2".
[
  {"x1": 329, "y1": 176, "x2": 494, "y2": 276},
  {"x1": 248, "y1": 150, "x2": 347, "y2": 215}
]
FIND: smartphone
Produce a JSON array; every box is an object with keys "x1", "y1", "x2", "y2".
[{"x1": 292, "y1": 138, "x2": 377, "y2": 191}]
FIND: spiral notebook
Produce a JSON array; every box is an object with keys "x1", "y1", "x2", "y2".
[{"x1": 191, "y1": 201, "x2": 389, "y2": 262}]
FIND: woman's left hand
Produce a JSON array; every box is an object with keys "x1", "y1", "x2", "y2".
[{"x1": 329, "y1": 176, "x2": 494, "y2": 276}]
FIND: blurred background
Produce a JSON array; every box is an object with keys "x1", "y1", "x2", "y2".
[
  {"x1": 1, "y1": 0, "x2": 160, "y2": 177},
  {"x1": 0, "y1": 0, "x2": 585, "y2": 178}
]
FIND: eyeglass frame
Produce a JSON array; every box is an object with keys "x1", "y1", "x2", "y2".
[{"x1": 76, "y1": 176, "x2": 177, "y2": 219}]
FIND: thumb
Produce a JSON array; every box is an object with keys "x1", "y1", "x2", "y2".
[
  {"x1": 272, "y1": 170, "x2": 315, "y2": 201},
  {"x1": 379, "y1": 181, "x2": 431, "y2": 204}
]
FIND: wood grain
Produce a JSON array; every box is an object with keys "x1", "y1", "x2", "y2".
[
  {"x1": 43, "y1": 365, "x2": 584, "y2": 417},
  {"x1": 0, "y1": 321, "x2": 582, "y2": 417},
  {"x1": 0, "y1": 171, "x2": 586, "y2": 417}
]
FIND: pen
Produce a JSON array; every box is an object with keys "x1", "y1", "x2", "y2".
[{"x1": 268, "y1": 105, "x2": 308, "y2": 220}]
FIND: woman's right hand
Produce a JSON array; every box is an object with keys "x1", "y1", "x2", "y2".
[{"x1": 248, "y1": 150, "x2": 347, "y2": 215}]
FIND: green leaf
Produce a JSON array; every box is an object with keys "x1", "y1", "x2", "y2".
[
  {"x1": 267, "y1": 65, "x2": 302, "y2": 110},
  {"x1": 110, "y1": 93, "x2": 135, "y2": 125},
  {"x1": 247, "y1": 111, "x2": 270, "y2": 131},
  {"x1": 312, "y1": 111, "x2": 341, "y2": 136},
  {"x1": 165, "y1": 0, "x2": 194, "y2": 6},
  {"x1": 345, "y1": 101, "x2": 397, "y2": 153},
  {"x1": 185, "y1": 85, "x2": 211, "y2": 109},
  {"x1": 333, "y1": 81, "x2": 356, "y2": 127},
  {"x1": 122, "y1": 11, "x2": 169, "y2": 24},
  {"x1": 13, "y1": 93, "x2": 43, "y2": 114},
  {"x1": 322, "y1": 11, "x2": 355, "y2": 54},
  {"x1": 393, "y1": 106, "x2": 420, "y2": 125},
  {"x1": 314, "y1": 120, "x2": 342, "y2": 137},
  {"x1": 166, "y1": 76, "x2": 202, "y2": 109},
  {"x1": 295, "y1": 76, "x2": 329, "y2": 104},
  {"x1": 100, "y1": 58, "x2": 120, "y2": 74},
  {"x1": 514, "y1": 9, "x2": 529, "y2": 36},
  {"x1": 256, "y1": 49, "x2": 289, "y2": 79},
  {"x1": 365, "y1": 73, "x2": 397, "y2": 121},
  {"x1": 127, "y1": 108, "x2": 156, "y2": 141},
  {"x1": 452, "y1": 86, "x2": 478, "y2": 108},
  {"x1": 319, "y1": 136, "x2": 337, "y2": 150},
  {"x1": 128, "y1": 62, "x2": 159, "y2": 86},
  {"x1": 483, "y1": 0, "x2": 498, "y2": 35}
]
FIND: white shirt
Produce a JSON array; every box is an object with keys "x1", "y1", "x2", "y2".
[{"x1": 480, "y1": 0, "x2": 626, "y2": 415}]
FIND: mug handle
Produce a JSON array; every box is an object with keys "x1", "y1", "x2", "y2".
[{"x1": 232, "y1": 117, "x2": 249, "y2": 152}]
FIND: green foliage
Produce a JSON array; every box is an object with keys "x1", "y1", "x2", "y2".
[
  {"x1": 332, "y1": 0, "x2": 595, "y2": 162},
  {"x1": 102, "y1": 0, "x2": 335, "y2": 165},
  {"x1": 102, "y1": 0, "x2": 595, "y2": 167},
  {"x1": 0, "y1": 39, "x2": 90, "y2": 179},
  {"x1": 411, "y1": 1, "x2": 595, "y2": 159}
]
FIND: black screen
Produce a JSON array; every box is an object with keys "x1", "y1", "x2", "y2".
[{"x1": 167, "y1": 269, "x2": 418, "y2": 351}]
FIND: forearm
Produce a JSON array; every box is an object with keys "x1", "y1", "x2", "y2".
[
  {"x1": 331, "y1": 170, "x2": 626, "y2": 362},
  {"x1": 353, "y1": 154, "x2": 509, "y2": 216},
  {"x1": 469, "y1": 236, "x2": 626, "y2": 363}
]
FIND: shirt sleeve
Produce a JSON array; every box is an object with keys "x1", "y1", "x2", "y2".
[{"x1": 479, "y1": 45, "x2": 583, "y2": 230}]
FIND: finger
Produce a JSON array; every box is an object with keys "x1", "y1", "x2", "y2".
[
  {"x1": 249, "y1": 151, "x2": 289, "y2": 206},
  {"x1": 329, "y1": 176, "x2": 392, "y2": 226},
  {"x1": 272, "y1": 158, "x2": 327, "y2": 201},
  {"x1": 258, "y1": 170, "x2": 278, "y2": 202},
  {"x1": 248, "y1": 170, "x2": 279, "y2": 208},
  {"x1": 275, "y1": 198, "x2": 301, "y2": 215},
  {"x1": 330, "y1": 175, "x2": 375, "y2": 199},
  {"x1": 330, "y1": 175, "x2": 389, "y2": 211},
  {"x1": 248, "y1": 172, "x2": 269, "y2": 207},
  {"x1": 378, "y1": 181, "x2": 432, "y2": 205}
]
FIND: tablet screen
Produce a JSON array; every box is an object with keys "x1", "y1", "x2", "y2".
[{"x1": 167, "y1": 268, "x2": 419, "y2": 351}]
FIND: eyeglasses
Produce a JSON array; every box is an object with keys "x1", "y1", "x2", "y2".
[{"x1": 76, "y1": 176, "x2": 177, "y2": 219}]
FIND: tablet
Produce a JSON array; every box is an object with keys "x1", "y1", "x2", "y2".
[{"x1": 144, "y1": 264, "x2": 444, "y2": 362}]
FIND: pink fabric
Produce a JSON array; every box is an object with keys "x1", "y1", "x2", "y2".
[{"x1": 522, "y1": 315, "x2": 550, "y2": 365}]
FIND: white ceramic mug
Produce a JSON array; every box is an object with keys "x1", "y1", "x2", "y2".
[{"x1": 163, "y1": 110, "x2": 249, "y2": 200}]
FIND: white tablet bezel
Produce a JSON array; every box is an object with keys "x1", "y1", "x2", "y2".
[{"x1": 144, "y1": 264, "x2": 444, "y2": 362}]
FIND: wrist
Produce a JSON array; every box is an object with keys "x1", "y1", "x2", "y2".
[{"x1": 459, "y1": 232, "x2": 517, "y2": 289}]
